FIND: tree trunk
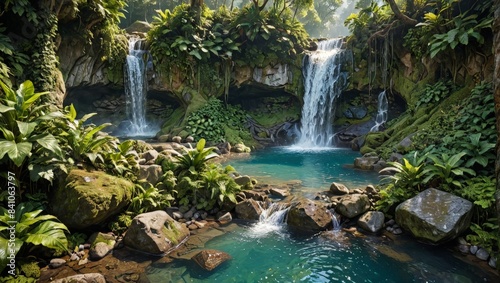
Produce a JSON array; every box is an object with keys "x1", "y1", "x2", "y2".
[{"x1": 493, "y1": 0, "x2": 500, "y2": 271}]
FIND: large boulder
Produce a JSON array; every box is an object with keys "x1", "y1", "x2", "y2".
[
  {"x1": 395, "y1": 188, "x2": 473, "y2": 244},
  {"x1": 287, "y1": 199, "x2": 331, "y2": 232},
  {"x1": 139, "y1": 164, "x2": 163, "y2": 185},
  {"x1": 191, "y1": 249, "x2": 231, "y2": 271},
  {"x1": 335, "y1": 194, "x2": 371, "y2": 218},
  {"x1": 123, "y1": 210, "x2": 190, "y2": 255},
  {"x1": 51, "y1": 169, "x2": 134, "y2": 229}
]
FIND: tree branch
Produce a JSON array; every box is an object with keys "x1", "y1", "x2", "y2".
[{"x1": 386, "y1": 0, "x2": 417, "y2": 26}]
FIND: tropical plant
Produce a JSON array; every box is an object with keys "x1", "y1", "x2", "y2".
[
  {"x1": 466, "y1": 219, "x2": 498, "y2": 257},
  {"x1": 376, "y1": 151, "x2": 428, "y2": 212},
  {"x1": 459, "y1": 133, "x2": 495, "y2": 168},
  {"x1": 173, "y1": 138, "x2": 219, "y2": 177},
  {"x1": 0, "y1": 80, "x2": 66, "y2": 185},
  {"x1": 422, "y1": 152, "x2": 476, "y2": 191},
  {"x1": 128, "y1": 183, "x2": 174, "y2": 214},
  {"x1": 196, "y1": 164, "x2": 240, "y2": 210},
  {"x1": 102, "y1": 139, "x2": 140, "y2": 180},
  {"x1": 415, "y1": 81, "x2": 453, "y2": 109},
  {"x1": 0, "y1": 201, "x2": 69, "y2": 274},
  {"x1": 458, "y1": 176, "x2": 496, "y2": 224},
  {"x1": 185, "y1": 98, "x2": 247, "y2": 143}
]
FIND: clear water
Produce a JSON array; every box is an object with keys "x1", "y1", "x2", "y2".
[
  {"x1": 146, "y1": 148, "x2": 495, "y2": 282},
  {"x1": 147, "y1": 224, "x2": 493, "y2": 282},
  {"x1": 223, "y1": 146, "x2": 379, "y2": 195}
]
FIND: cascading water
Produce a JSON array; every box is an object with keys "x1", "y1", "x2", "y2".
[
  {"x1": 123, "y1": 36, "x2": 153, "y2": 136},
  {"x1": 297, "y1": 38, "x2": 349, "y2": 147},
  {"x1": 249, "y1": 202, "x2": 290, "y2": 237},
  {"x1": 370, "y1": 90, "x2": 388, "y2": 132},
  {"x1": 370, "y1": 34, "x2": 390, "y2": 132}
]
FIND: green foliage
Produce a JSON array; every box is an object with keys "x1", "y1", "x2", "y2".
[
  {"x1": 376, "y1": 152, "x2": 428, "y2": 212},
  {"x1": 423, "y1": 152, "x2": 476, "y2": 191},
  {"x1": 466, "y1": 219, "x2": 498, "y2": 257},
  {"x1": 67, "y1": 232, "x2": 87, "y2": 252},
  {"x1": 458, "y1": 176, "x2": 495, "y2": 223},
  {"x1": 415, "y1": 81, "x2": 453, "y2": 109},
  {"x1": 174, "y1": 138, "x2": 219, "y2": 177},
  {"x1": 128, "y1": 183, "x2": 174, "y2": 214},
  {"x1": 0, "y1": 201, "x2": 69, "y2": 274},
  {"x1": 425, "y1": 13, "x2": 492, "y2": 58},
  {"x1": 0, "y1": 80, "x2": 66, "y2": 185},
  {"x1": 185, "y1": 98, "x2": 247, "y2": 143},
  {"x1": 108, "y1": 213, "x2": 133, "y2": 235},
  {"x1": 170, "y1": 139, "x2": 242, "y2": 211}
]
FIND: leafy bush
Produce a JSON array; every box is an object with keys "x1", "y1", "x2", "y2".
[
  {"x1": 415, "y1": 81, "x2": 453, "y2": 109},
  {"x1": 0, "y1": 201, "x2": 69, "y2": 274},
  {"x1": 185, "y1": 98, "x2": 247, "y2": 143},
  {"x1": 376, "y1": 152, "x2": 428, "y2": 212}
]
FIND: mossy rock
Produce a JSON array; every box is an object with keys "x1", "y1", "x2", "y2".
[{"x1": 50, "y1": 169, "x2": 134, "y2": 230}]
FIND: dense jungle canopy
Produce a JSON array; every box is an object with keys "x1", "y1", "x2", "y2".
[{"x1": 0, "y1": 0, "x2": 500, "y2": 281}]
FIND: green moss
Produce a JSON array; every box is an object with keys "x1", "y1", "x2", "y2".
[{"x1": 20, "y1": 261, "x2": 40, "y2": 279}]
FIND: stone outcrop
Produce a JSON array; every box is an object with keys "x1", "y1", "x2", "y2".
[
  {"x1": 123, "y1": 210, "x2": 190, "y2": 255},
  {"x1": 287, "y1": 199, "x2": 331, "y2": 232},
  {"x1": 335, "y1": 194, "x2": 371, "y2": 218},
  {"x1": 191, "y1": 249, "x2": 232, "y2": 271},
  {"x1": 330, "y1": 182, "x2": 350, "y2": 195},
  {"x1": 395, "y1": 188, "x2": 473, "y2": 244},
  {"x1": 51, "y1": 169, "x2": 134, "y2": 229}
]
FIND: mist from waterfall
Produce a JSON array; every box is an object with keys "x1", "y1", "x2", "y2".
[
  {"x1": 123, "y1": 36, "x2": 155, "y2": 137},
  {"x1": 296, "y1": 38, "x2": 349, "y2": 148}
]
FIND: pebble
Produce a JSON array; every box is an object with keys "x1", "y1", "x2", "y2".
[
  {"x1": 385, "y1": 219, "x2": 395, "y2": 226},
  {"x1": 458, "y1": 244, "x2": 469, "y2": 254},
  {"x1": 70, "y1": 253, "x2": 80, "y2": 261},
  {"x1": 392, "y1": 228, "x2": 403, "y2": 235},
  {"x1": 469, "y1": 245, "x2": 479, "y2": 255},
  {"x1": 475, "y1": 248, "x2": 489, "y2": 261},
  {"x1": 49, "y1": 258, "x2": 66, "y2": 269},
  {"x1": 78, "y1": 244, "x2": 85, "y2": 251},
  {"x1": 488, "y1": 257, "x2": 497, "y2": 269},
  {"x1": 78, "y1": 258, "x2": 88, "y2": 265}
]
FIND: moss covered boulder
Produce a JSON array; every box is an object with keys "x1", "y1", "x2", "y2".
[
  {"x1": 395, "y1": 188, "x2": 473, "y2": 244},
  {"x1": 123, "y1": 210, "x2": 190, "y2": 255},
  {"x1": 51, "y1": 169, "x2": 134, "y2": 229}
]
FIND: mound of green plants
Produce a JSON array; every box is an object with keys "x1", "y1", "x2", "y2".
[{"x1": 185, "y1": 98, "x2": 248, "y2": 144}]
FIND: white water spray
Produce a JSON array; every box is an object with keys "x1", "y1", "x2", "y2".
[
  {"x1": 248, "y1": 202, "x2": 290, "y2": 238},
  {"x1": 297, "y1": 38, "x2": 349, "y2": 148},
  {"x1": 124, "y1": 36, "x2": 153, "y2": 136}
]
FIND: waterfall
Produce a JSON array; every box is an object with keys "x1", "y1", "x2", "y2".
[
  {"x1": 123, "y1": 36, "x2": 152, "y2": 136},
  {"x1": 297, "y1": 38, "x2": 349, "y2": 148},
  {"x1": 370, "y1": 90, "x2": 388, "y2": 132},
  {"x1": 327, "y1": 209, "x2": 342, "y2": 232},
  {"x1": 248, "y1": 202, "x2": 290, "y2": 238}
]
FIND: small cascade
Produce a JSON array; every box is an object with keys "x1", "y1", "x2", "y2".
[
  {"x1": 370, "y1": 90, "x2": 388, "y2": 132},
  {"x1": 123, "y1": 36, "x2": 153, "y2": 136},
  {"x1": 327, "y1": 209, "x2": 342, "y2": 232},
  {"x1": 297, "y1": 38, "x2": 350, "y2": 147},
  {"x1": 249, "y1": 202, "x2": 290, "y2": 238}
]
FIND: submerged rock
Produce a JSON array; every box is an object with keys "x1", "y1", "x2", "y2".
[
  {"x1": 191, "y1": 249, "x2": 231, "y2": 271},
  {"x1": 123, "y1": 210, "x2": 190, "y2": 255},
  {"x1": 395, "y1": 188, "x2": 473, "y2": 244},
  {"x1": 287, "y1": 199, "x2": 331, "y2": 232},
  {"x1": 51, "y1": 169, "x2": 134, "y2": 229}
]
